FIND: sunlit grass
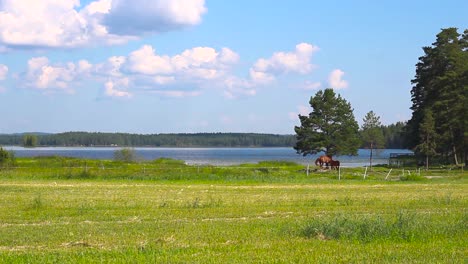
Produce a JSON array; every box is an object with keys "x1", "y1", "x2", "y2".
[{"x1": 0, "y1": 157, "x2": 466, "y2": 262}]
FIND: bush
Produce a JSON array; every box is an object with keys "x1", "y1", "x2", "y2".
[
  {"x1": 0, "y1": 147, "x2": 15, "y2": 168},
  {"x1": 113, "y1": 148, "x2": 138, "y2": 163}
]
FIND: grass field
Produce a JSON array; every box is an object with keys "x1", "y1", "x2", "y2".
[{"x1": 0, "y1": 157, "x2": 466, "y2": 263}]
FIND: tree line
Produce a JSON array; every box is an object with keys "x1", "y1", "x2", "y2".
[
  {"x1": 0, "y1": 132, "x2": 296, "y2": 147},
  {"x1": 0, "y1": 128, "x2": 404, "y2": 149}
]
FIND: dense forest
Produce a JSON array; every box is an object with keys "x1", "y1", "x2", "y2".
[
  {"x1": 406, "y1": 28, "x2": 467, "y2": 165},
  {"x1": 0, "y1": 124, "x2": 405, "y2": 148}
]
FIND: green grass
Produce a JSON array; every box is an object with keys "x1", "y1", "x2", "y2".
[{"x1": 0, "y1": 157, "x2": 466, "y2": 263}]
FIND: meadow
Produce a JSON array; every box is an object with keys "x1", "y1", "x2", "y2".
[{"x1": 0, "y1": 157, "x2": 466, "y2": 263}]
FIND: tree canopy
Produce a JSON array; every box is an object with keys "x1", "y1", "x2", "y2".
[
  {"x1": 406, "y1": 27, "x2": 467, "y2": 165},
  {"x1": 294, "y1": 88, "x2": 360, "y2": 157}
]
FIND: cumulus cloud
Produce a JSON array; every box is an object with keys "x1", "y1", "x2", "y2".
[
  {"x1": 125, "y1": 44, "x2": 239, "y2": 83},
  {"x1": 19, "y1": 44, "x2": 240, "y2": 98},
  {"x1": 250, "y1": 43, "x2": 319, "y2": 83},
  {"x1": 0, "y1": 0, "x2": 207, "y2": 49},
  {"x1": 0, "y1": 64, "x2": 8, "y2": 80},
  {"x1": 24, "y1": 57, "x2": 92, "y2": 92},
  {"x1": 328, "y1": 69, "x2": 348, "y2": 89},
  {"x1": 104, "y1": 0, "x2": 206, "y2": 35},
  {"x1": 104, "y1": 79, "x2": 131, "y2": 98},
  {"x1": 16, "y1": 42, "x2": 331, "y2": 99}
]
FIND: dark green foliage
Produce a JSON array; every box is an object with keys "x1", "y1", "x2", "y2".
[
  {"x1": 381, "y1": 122, "x2": 406, "y2": 149},
  {"x1": 0, "y1": 132, "x2": 296, "y2": 147},
  {"x1": 361, "y1": 111, "x2": 385, "y2": 170},
  {"x1": 415, "y1": 110, "x2": 437, "y2": 169},
  {"x1": 0, "y1": 147, "x2": 15, "y2": 168},
  {"x1": 406, "y1": 28, "x2": 467, "y2": 165},
  {"x1": 22, "y1": 134, "x2": 37, "y2": 147},
  {"x1": 361, "y1": 111, "x2": 385, "y2": 149},
  {"x1": 294, "y1": 88, "x2": 360, "y2": 157}
]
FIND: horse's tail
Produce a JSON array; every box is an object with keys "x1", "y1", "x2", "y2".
[{"x1": 314, "y1": 158, "x2": 320, "y2": 166}]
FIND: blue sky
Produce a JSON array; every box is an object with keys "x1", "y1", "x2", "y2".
[{"x1": 0, "y1": 0, "x2": 466, "y2": 134}]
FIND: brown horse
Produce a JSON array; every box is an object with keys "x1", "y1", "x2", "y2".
[
  {"x1": 315, "y1": 155, "x2": 332, "y2": 169},
  {"x1": 330, "y1": 160, "x2": 340, "y2": 170}
]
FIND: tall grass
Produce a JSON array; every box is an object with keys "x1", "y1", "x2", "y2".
[{"x1": 301, "y1": 211, "x2": 466, "y2": 242}]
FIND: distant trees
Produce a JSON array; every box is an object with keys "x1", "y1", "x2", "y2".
[
  {"x1": 4, "y1": 132, "x2": 295, "y2": 147},
  {"x1": 294, "y1": 88, "x2": 360, "y2": 157},
  {"x1": 406, "y1": 27, "x2": 467, "y2": 165},
  {"x1": 381, "y1": 122, "x2": 406, "y2": 149},
  {"x1": 22, "y1": 134, "x2": 38, "y2": 148},
  {"x1": 361, "y1": 111, "x2": 385, "y2": 170}
]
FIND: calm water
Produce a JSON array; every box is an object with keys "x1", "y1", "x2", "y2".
[{"x1": 4, "y1": 146, "x2": 412, "y2": 167}]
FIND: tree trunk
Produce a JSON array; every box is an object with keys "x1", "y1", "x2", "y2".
[
  {"x1": 452, "y1": 145, "x2": 459, "y2": 165},
  {"x1": 426, "y1": 155, "x2": 429, "y2": 171}
]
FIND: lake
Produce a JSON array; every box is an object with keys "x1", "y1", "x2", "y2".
[{"x1": 3, "y1": 147, "x2": 413, "y2": 167}]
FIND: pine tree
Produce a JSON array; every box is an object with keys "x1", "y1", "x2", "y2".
[
  {"x1": 415, "y1": 110, "x2": 437, "y2": 170},
  {"x1": 294, "y1": 88, "x2": 360, "y2": 158},
  {"x1": 361, "y1": 111, "x2": 385, "y2": 170},
  {"x1": 407, "y1": 28, "x2": 467, "y2": 165}
]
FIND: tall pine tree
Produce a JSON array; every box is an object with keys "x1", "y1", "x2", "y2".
[
  {"x1": 415, "y1": 110, "x2": 437, "y2": 170},
  {"x1": 407, "y1": 28, "x2": 467, "y2": 165},
  {"x1": 294, "y1": 88, "x2": 360, "y2": 158},
  {"x1": 361, "y1": 111, "x2": 385, "y2": 170}
]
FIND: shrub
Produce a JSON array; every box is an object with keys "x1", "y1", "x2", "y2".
[
  {"x1": 113, "y1": 148, "x2": 138, "y2": 163},
  {"x1": 0, "y1": 147, "x2": 15, "y2": 168}
]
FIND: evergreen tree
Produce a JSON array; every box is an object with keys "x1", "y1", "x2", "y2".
[
  {"x1": 361, "y1": 111, "x2": 385, "y2": 170},
  {"x1": 294, "y1": 88, "x2": 360, "y2": 158},
  {"x1": 407, "y1": 28, "x2": 467, "y2": 165},
  {"x1": 22, "y1": 134, "x2": 38, "y2": 148},
  {"x1": 415, "y1": 110, "x2": 437, "y2": 170}
]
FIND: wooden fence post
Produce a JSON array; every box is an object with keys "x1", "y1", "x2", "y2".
[{"x1": 385, "y1": 169, "x2": 393, "y2": 180}]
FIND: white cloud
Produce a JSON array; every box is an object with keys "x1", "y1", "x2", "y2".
[
  {"x1": 94, "y1": 56, "x2": 126, "y2": 77},
  {"x1": 0, "y1": 64, "x2": 8, "y2": 80},
  {"x1": 126, "y1": 45, "x2": 173, "y2": 75},
  {"x1": 124, "y1": 44, "x2": 239, "y2": 89},
  {"x1": 104, "y1": 0, "x2": 206, "y2": 35},
  {"x1": 104, "y1": 79, "x2": 131, "y2": 98},
  {"x1": 151, "y1": 90, "x2": 201, "y2": 98},
  {"x1": 328, "y1": 69, "x2": 348, "y2": 89},
  {"x1": 15, "y1": 42, "x2": 336, "y2": 100},
  {"x1": 24, "y1": 57, "x2": 92, "y2": 92},
  {"x1": 250, "y1": 43, "x2": 319, "y2": 83},
  {"x1": 0, "y1": 0, "x2": 207, "y2": 49},
  {"x1": 0, "y1": 0, "x2": 91, "y2": 48}
]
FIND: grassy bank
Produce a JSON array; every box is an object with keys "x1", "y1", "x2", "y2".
[
  {"x1": 0, "y1": 156, "x2": 465, "y2": 183},
  {"x1": 0, "y1": 157, "x2": 466, "y2": 262}
]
